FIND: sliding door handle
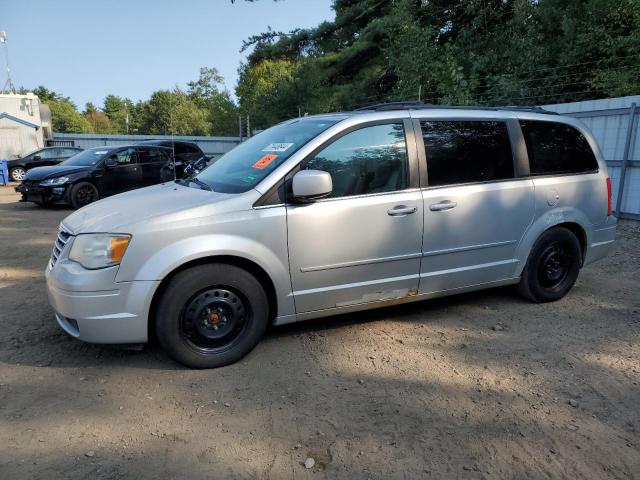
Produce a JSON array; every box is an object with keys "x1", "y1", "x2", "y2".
[
  {"x1": 429, "y1": 200, "x2": 457, "y2": 212},
  {"x1": 387, "y1": 205, "x2": 417, "y2": 216}
]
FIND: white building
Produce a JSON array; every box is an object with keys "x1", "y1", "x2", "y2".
[{"x1": 0, "y1": 93, "x2": 52, "y2": 160}]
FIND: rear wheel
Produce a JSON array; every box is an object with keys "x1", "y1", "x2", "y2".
[
  {"x1": 70, "y1": 182, "x2": 99, "y2": 209},
  {"x1": 155, "y1": 264, "x2": 269, "y2": 368},
  {"x1": 10, "y1": 167, "x2": 26, "y2": 182},
  {"x1": 517, "y1": 227, "x2": 582, "y2": 302}
]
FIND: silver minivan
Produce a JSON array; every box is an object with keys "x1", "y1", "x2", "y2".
[{"x1": 46, "y1": 103, "x2": 617, "y2": 368}]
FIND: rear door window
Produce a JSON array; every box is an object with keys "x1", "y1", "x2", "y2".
[
  {"x1": 137, "y1": 147, "x2": 166, "y2": 163},
  {"x1": 421, "y1": 120, "x2": 514, "y2": 187},
  {"x1": 519, "y1": 120, "x2": 598, "y2": 175}
]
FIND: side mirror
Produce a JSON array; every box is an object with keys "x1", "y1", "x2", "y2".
[
  {"x1": 292, "y1": 170, "x2": 332, "y2": 203},
  {"x1": 33, "y1": 155, "x2": 41, "y2": 161},
  {"x1": 104, "y1": 157, "x2": 117, "y2": 168}
]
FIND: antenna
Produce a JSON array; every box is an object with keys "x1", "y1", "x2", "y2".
[{"x1": 0, "y1": 31, "x2": 16, "y2": 94}]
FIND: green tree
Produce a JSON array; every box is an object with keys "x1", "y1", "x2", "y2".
[
  {"x1": 103, "y1": 95, "x2": 136, "y2": 133},
  {"x1": 138, "y1": 88, "x2": 210, "y2": 136},
  {"x1": 48, "y1": 100, "x2": 92, "y2": 133},
  {"x1": 187, "y1": 67, "x2": 239, "y2": 136},
  {"x1": 236, "y1": 0, "x2": 640, "y2": 123}
]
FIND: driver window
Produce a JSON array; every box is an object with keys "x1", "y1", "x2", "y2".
[{"x1": 304, "y1": 123, "x2": 409, "y2": 199}]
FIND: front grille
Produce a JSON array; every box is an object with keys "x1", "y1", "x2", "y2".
[{"x1": 49, "y1": 227, "x2": 73, "y2": 269}]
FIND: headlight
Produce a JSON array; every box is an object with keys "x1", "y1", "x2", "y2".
[
  {"x1": 40, "y1": 177, "x2": 69, "y2": 186},
  {"x1": 68, "y1": 234, "x2": 131, "y2": 269}
]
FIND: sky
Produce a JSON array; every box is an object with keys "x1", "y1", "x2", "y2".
[{"x1": 1, "y1": 0, "x2": 334, "y2": 108}]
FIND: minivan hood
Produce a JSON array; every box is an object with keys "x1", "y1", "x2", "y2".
[
  {"x1": 62, "y1": 182, "x2": 233, "y2": 233},
  {"x1": 24, "y1": 165, "x2": 91, "y2": 181}
]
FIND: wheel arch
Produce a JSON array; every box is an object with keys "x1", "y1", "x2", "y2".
[
  {"x1": 515, "y1": 208, "x2": 591, "y2": 275},
  {"x1": 147, "y1": 255, "x2": 279, "y2": 342}
]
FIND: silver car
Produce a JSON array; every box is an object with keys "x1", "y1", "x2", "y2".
[{"x1": 46, "y1": 103, "x2": 617, "y2": 368}]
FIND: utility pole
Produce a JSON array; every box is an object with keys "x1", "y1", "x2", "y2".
[
  {"x1": 246, "y1": 114, "x2": 251, "y2": 138},
  {"x1": 238, "y1": 115, "x2": 243, "y2": 142},
  {"x1": 418, "y1": 85, "x2": 422, "y2": 102},
  {"x1": 0, "y1": 31, "x2": 16, "y2": 94}
]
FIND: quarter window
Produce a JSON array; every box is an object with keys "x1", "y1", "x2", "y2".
[
  {"x1": 421, "y1": 120, "x2": 515, "y2": 187},
  {"x1": 304, "y1": 123, "x2": 409, "y2": 198},
  {"x1": 520, "y1": 120, "x2": 598, "y2": 175}
]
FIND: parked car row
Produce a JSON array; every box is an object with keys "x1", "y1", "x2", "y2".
[{"x1": 13, "y1": 141, "x2": 208, "y2": 209}]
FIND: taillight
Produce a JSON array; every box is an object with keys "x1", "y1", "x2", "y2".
[{"x1": 606, "y1": 177, "x2": 612, "y2": 216}]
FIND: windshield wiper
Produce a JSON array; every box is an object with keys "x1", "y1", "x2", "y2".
[{"x1": 174, "y1": 177, "x2": 212, "y2": 191}]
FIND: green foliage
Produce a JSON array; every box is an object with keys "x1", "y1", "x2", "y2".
[
  {"x1": 187, "y1": 67, "x2": 239, "y2": 136},
  {"x1": 47, "y1": 99, "x2": 92, "y2": 133},
  {"x1": 28, "y1": 67, "x2": 240, "y2": 136},
  {"x1": 236, "y1": 0, "x2": 640, "y2": 125},
  {"x1": 138, "y1": 89, "x2": 210, "y2": 136}
]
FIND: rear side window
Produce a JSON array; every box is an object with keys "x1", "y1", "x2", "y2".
[
  {"x1": 520, "y1": 120, "x2": 598, "y2": 175},
  {"x1": 421, "y1": 120, "x2": 514, "y2": 187}
]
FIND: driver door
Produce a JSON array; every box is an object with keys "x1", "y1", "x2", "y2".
[
  {"x1": 102, "y1": 148, "x2": 141, "y2": 195},
  {"x1": 286, "y1": 121, "x2": 424, "y2": 314}
]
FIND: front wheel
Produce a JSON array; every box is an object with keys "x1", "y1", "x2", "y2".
[
  {"x1": 10, "y1": 167, "x2": 26, "y2": 182},
  {"x1": 69, "y1": 182, "x2": 99, "y2": 209},
  {"x1": 155, "y1": 264, "x2": 269, "y2": 368},
  {"x1": 517, "y1": 227, "x2": 582, "y2": 302}
]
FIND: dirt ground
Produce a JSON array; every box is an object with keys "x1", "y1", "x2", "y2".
[{"x1": 0, "y1": 185, "x2": 639, "y2": 480}]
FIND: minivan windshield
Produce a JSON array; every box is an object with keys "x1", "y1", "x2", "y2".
[
  {"x1": 193, "y1": 116, "x2": 344, "y2": 193},
  {"x1": 62, "y1": 147, "x2": 112, "y2": 166}
]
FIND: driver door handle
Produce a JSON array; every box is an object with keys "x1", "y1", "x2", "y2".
[
  {"x1": 387, "y1": 205, "x2": 417, "y2": 216},
  {"x1": 429, "y1": 200, "x2": 457, "y2": 211}
]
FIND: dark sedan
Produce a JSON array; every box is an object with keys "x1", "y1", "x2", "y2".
[
  {"x1": 16, "y1": 145, "x2": 173, "y2": 209},
  {"x1": 7, "y1": 146, "x2": 83, "y2": 181}
]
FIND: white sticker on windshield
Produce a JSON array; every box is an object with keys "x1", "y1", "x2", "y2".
[
  {"x1": 95, "y1": 150, "x2": 108, "y2": 154},
  {"x1": 262, "y1": 143, "x2": 294, "y2": 152}
]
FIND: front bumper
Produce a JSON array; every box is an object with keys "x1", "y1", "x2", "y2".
[
  {"x1": 16, "y1": 182, "x2": 68, "y2": 204},
  {"x1": 46, "y1": 254, "x2": 160, "y2": 344}
]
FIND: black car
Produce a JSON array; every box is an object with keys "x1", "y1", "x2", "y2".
[
  {"x1": 16, "y1": 145, "x2": 173, "y2": 209},
  {"x1": 7, "y1": 146, "x2": 83, "y2": 182},
  {"x1": 136, "y1": 140, "x2": 207, "y2": 179}
]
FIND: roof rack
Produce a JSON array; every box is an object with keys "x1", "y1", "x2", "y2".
[{"x1": 354, "y1": 101, "x2": 559, "y2": 115}]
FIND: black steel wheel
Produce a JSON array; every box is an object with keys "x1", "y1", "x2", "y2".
[
  {"x1": 70, "y1": 182, "x2": 99, "y2": 209},
  {"x1": 179, "y1": 287, "x2": 250, "y2": 353},
  {"x1": 517, "y1": 227, "x2": 582, "y2": 302},
  {"x1": 155, "y1": 263, "x2": 269, "y2": 368}
]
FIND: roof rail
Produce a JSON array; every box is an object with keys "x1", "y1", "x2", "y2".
[
  {"x1": 353, "y1": 101, "x2": 559, "y2": 115},
  {"x1": 355, "y1": 101, "x2": 427, "y2": 111}
]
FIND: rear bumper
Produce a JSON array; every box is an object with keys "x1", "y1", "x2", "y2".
[
  {"x1": 46, "y1": 260, "x2": 159, "y2": 344},
  {"x1": 585, "y1": 218, "x2": 617, "y2": 265}
]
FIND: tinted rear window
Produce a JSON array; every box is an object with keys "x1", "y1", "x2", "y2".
[
  {"x1": 520, "y1": 120, "x2": 598, "y2": 175},
  {"x1": 421, "y1": 120, "x2": 514, "y2": 187}
]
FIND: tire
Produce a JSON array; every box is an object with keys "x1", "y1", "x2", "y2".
[
  {"x1": 69, "y1": 182, "x2": 99, "y2": 209},
  {"x1": 155, "y1": 264, "x2": 269, "y2": 368},
  {"x1": 10, "y1": 167, "x2": 26, "y2": 182},
  {"x1": 517, "y1": 227, "x2": 582, "y2": 303}
]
